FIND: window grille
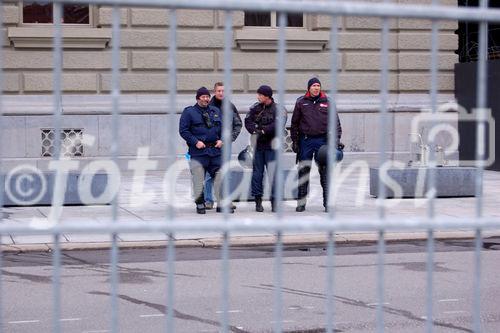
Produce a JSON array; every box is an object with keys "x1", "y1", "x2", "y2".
[{"x1": 41, "y1": 128, "x2": 84, "y2": 157}]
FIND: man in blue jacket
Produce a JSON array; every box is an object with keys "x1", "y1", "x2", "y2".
[
  {"x1": 291, "y1": 78, "x2": 344, "y2": 212},
  {"x1": 179, "y1": 87, "x2": 234, "y2": 214}
]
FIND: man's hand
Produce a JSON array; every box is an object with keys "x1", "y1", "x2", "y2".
[
  {"x1": 195, "y1": 141, "x2": 206, "y2": 149},
  {"x1": 292, "y1": 141, "x2": 299, "y2": 153},
  {"x1": 215, "y1": 140, "x2": 223, "y2": 148}
]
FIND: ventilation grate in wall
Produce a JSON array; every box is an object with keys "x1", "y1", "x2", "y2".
[{"x1": 41, "y1": 128, "x2": 84, "y2": 157}]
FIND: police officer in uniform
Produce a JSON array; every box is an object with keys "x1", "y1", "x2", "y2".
[
  {"x1": 179, "y1": 87, "x2": 234, "y2": 214},
  {"x1": 244, "y1": 85, "x2": 287, "y2": 212},
  {"x1": 291, "y1": 78, "x2": 343, "y2": 212}
]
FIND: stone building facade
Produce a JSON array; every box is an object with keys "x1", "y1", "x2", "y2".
[{"x1": 1, "y1": 0, "x2": 459, "y2": 170}]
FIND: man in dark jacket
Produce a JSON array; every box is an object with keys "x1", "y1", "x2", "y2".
[
  {"x1": 179, "y1": 87, "x2": 234, "y2": 214},
  {"x1": 291, "y1": 78, "x2": 343, "y2": 212},
  {"x1": 203, "y1": 82, "x2": 242, "y2": 209},
  {"x1": 244, "y1": 85, "x2": 287, "y2": 212}
]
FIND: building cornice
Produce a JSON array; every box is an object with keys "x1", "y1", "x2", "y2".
[
  {"x1": 0, "y1": 94, "x2": 457, "y2": 115},
  {"x1": 234, "y1": 28, "x2": 330, "y2": 51},
  {"x1": 8, "y1": 27, "x2": 112, "y2": 49}
]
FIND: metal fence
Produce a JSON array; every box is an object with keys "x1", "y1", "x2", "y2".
[{"x1": 1, "y1": 0, "x2": 500, "y2": 332}]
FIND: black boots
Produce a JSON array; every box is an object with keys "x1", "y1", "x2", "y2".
[
  {"x1": 255, "y1": 197, "x2": 278, "y2": 212},
  {"x1": 196, "y1": 203, "x2": 206, "y2": 214},
  {"x1": 216, "y1": 205, "x2": 235, "y2": 213},
  {"x1": 319, "y1": 165, "x2": 329, "y2": 212},
  {"x1": 271, "y1": 199, "x2": 277, "y2": 213},
  {"x1": 255, "y1": 196, "x2": 264, "y2": 212},
  {"x1": 197, "y1": 203, "x2": 234, "y2": 214},
  {"x1": 296, "y1": 164, "x2": 311, "y2": 212},
  {"x1": 295, "y1": 165, "x2": 329, "y2": 212},
  {"x1": 296, "y1": 205, "x2": 305, "y2": 212}
]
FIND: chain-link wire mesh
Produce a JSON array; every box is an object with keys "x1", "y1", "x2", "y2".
[{"x1": 1, "y1": 0, "x2": 500, "y2": 332}]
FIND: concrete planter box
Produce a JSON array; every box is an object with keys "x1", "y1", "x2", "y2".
[
  {"x1": 369, "y1": 166, "x2": 477, "y2": 198},
  {"x1": 2, "y1": 172, "x2": 112, "y2": 206}
]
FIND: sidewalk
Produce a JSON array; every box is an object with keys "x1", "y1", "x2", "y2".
[{"x1": 1, "y1": 166, "x2": 500, "y2": 252}]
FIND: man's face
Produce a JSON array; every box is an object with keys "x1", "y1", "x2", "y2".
[
  {"x1": 214, "y1": 86, "x2": 224, "y2": 100},
  {"x1": 257, "y1": 93, "x2": 270, "y2": 104},
  {"x1": 309, "y1": 83, "x2": 321, "y2": 97},
  {"x1": 197, "y1": 95, "x2": 210, "y2": 107}
]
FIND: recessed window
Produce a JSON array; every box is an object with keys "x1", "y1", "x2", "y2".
[
  {"x1": 23, "y1": 1, "x2": 90, "y2": 24},
  {"x1": 235, "y1": 12, "x2": 328, "y2": 51},
  {"x1": 244, "y1": 11, "x2": 304, "y2": 27}
]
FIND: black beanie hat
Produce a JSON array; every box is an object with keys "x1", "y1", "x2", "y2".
[
  {"x1": 196, "y1": 86, "x2": 210, "y2": 99},
  {"x1": 257, "y1": 85, "x2": 273, "y2": 98},
  {"x1": 307, "y1": 77, "x2": 321, "y2": 90}
]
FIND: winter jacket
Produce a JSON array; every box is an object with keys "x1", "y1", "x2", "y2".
[
  {"x1": 244, "y1": 98, "x2": 287, "y2": 150},
  {"x1": 290, "y1": 91, "x2": 342, "y2": 145},
  {"x1": 179, "y1": 103, "x2": 222, "y2": 157},
  {"x1": 209, "y1": 96, "x2": 242, "y2": 142}
]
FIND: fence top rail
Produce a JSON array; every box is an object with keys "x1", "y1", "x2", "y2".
[
  {"x1": 48, "y1": 0, "x2": 500, "y2": 23},
  {"x1": 1, "y1": 217, "x2": 500, "y2": 235}
]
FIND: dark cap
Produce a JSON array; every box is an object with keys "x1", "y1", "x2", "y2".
[
  {"x1": 257, "y1": 85, "x2": 273, "y2": 98},
  {"x1": 307, "y1": 77, "x2": 321, "y2": 90},
  {"x1": 196, "y1": 86, "x2": 210, "y2": 99}
]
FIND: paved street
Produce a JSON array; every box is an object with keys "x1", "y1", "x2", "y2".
[{"x1": 2, "y1": 239, "x2": 500, "y2": 332}]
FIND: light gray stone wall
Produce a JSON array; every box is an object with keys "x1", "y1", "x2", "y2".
[
  {"x1": 0, "y1": 93, "x2": 458, "y2": 171},
  {"x1": 2, "y1": 2, "x2": 458, "y2": 94},
  {"x1": 1, "y1": 1, "x2": 459, "y2": 169}
]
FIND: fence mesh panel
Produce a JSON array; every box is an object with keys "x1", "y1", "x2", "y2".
[{"x1": 1, "y1": 0, "x2": 500, "y2": 332}]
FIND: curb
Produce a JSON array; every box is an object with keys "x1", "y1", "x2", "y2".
[{"x1": 2, "y1": 230, "x2": 498, "y2": 253}]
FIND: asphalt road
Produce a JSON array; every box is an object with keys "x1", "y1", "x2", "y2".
[{"x1": 2, "y1": 238, "x2": 500, "y2": 333}]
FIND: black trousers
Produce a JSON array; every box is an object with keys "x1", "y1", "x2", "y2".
[{"x1": 297, "y1": 136, "x2": 343, "y2": 207}]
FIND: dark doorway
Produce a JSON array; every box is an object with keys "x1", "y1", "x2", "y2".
[{"x1": 455, "y1": 1, "x2": 500, "y2": 171}]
